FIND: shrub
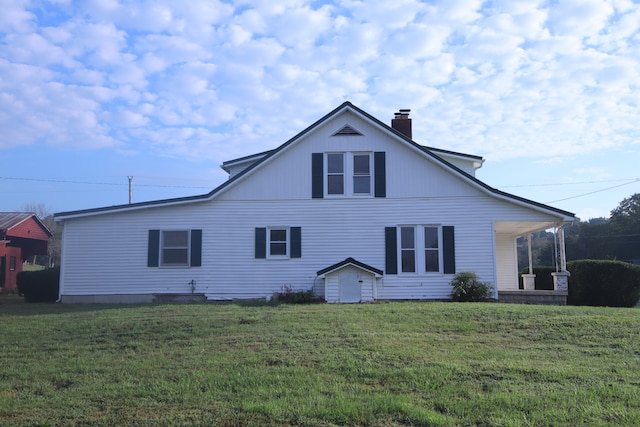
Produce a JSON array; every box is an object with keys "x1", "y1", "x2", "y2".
[
  {"x1": 16, "y1": 267, "x2": 60, "y2": 303},
  {"x1": 519, "y1": 266, "x2": 555, "y2": 290},
  {"x1": 450, "y1": 272, "x2": 493, "y2": 302},
  {"x1": 567, "y1": 260, "x2": 640, "y2": 307},
  {"x1": 277, "y1": 285, "x2": 318, "y2": 304}
]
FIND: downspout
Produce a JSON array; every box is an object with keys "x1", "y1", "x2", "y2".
[{"x1": 55, "y1": 221, "x2": 65, "y2": 303}]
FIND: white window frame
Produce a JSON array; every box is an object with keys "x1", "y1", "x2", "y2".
[
  {"x1": 397, "y1": 225, "x2": 443, "y2": 275},
  {"x1": 267, "y1": 227, "x2": 290, "y2": 259},
  {"x1": 325, "y1": 152, "x2": 372, "y2": 197},
  {"x1": 160, "y1": 230, "x2": 190, "y2": 267}
]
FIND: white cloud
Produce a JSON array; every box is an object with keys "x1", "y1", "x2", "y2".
[
  {"x1": 0, "y1": 0, "x2": 638, "y2": 170},
  {"x1": 0, "y1": 0, "x2": 34, "y2": 33},
  {"x1": 547, "y1": 0, "x2": 614, "y2": 37}
]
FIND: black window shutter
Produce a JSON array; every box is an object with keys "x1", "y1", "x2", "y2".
[
  {"x1": 374, "y1": 152, "x2": 386, "y2": 198},
  {"x1": 190, "y1": 229, "x2": 202, "y2": 267},
  {"x1": 290, "y1": 227, "x2": 301, "y2": 258},
  {"x1": 255, "y1": 228, "x2": 267, "y2": 259},
  {"x1": 443, "y1": 226, "x2": 456, "y2": 274},
  {"x1": 385, "y1": 227, "x2": 397, "y2": 274},
  {"x1": 312, "y1": 153, "x2": 324, "y2": 199},
  {"x1": 147, "y1": 230, "x2": 160, "y2": 267}
]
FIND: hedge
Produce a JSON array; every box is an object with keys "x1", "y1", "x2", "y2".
[
  {"x1": 567, "y1": 260, "x2": 640, "y2": 307},
  {"x1": 16, "y1": 267, "x2": 60, "y2": 303}
]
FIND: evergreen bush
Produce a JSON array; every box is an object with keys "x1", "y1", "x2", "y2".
[
  {"x1": 16, "y1": 267, "x2": 60, "y2": 303},
  {"x1": 567, "y1": 260, "x2": 640, "y2": 307},
  {"x1": 450, "y1": 272, "x2": 493, "y2": 302}
]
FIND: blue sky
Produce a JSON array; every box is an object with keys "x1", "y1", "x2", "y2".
[{"x1": 1, "y1": 0, "x2": 639, "y2": 220}]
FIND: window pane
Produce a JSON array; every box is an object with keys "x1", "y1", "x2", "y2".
[
  {"x1": 401, "y1": 250, "x2": 416, "y2": 272},
  {"x1": 353, "y1": 176, "x2": 370, "y2": 194},
  {"x1": 327, "y1": 153, "x2": 344, "y2": 173},
  {"x1": 163, "y1": 231, "x2": 188, "y2": 247},
  {"x1": 270, "y1": 229, "x2": 286, "y2": 242},
  {"x1": 353, "y1": 154, "x2": 370, "y2": 174},
  {"x1": 162, "y1": 248, "x2": 188, "y2": 265},
  {"x1": 424, "y1": 227, "x2": 438, "y2": 249},
  {"x1": 425, "y1": 250, "x2": 439, "y2": 272},
  {"x1": 328, "y1": 175, "x2": 344, "y2": 194},
  {"x1": 400, "y1": 227, "x2": 414, "y2": 249},
  {"x1": 270, "y1": 242, "x2": 287, "y2": 256}
]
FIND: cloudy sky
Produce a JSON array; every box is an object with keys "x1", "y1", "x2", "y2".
[{"x1": 1, "y1": 0, "x2": 638, "y2": 220}]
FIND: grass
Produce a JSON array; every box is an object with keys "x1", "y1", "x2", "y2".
[
  {"x1": 1, "y1": 298, "x2": 639, "y2": 426},
  {"x1": 21, "y1": 263, "x2": 46, "y2": 272}
]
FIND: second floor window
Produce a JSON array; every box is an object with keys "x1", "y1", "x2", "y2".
[{"x1": 325, "y1": 152, "x2": 371, "y2": 196}]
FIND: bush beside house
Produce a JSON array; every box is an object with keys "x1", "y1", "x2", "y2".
[
  {"x1": 450, "y1": 272, "x2": 493, "y2": 302},
  {"x1": 567, "y1": 260, "x2": 640, "y2": 307},
  {"x1": 17, "y1": 267, "x2": 60, "y2": 302}
]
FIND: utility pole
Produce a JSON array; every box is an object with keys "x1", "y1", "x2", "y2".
[{"x1": 128, "y1": 176, "x2": 133, "y2": 204}]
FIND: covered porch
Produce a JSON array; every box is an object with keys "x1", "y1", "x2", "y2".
[{"x1": 494, "y1": 220, "x2": 570, "y2": 305}]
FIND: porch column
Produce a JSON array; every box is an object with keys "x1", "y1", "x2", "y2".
[
  {"x1": 552, "y1": 224, "x2": 569, "y2": 292},
  {"x1": 522, "y1": 233, "x2": 536, "y2": 290},
  {"x1": 557, "y1": 225, "x2": 567, "y2": 272}
]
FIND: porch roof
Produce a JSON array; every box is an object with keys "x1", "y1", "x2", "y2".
[{"x1": 495, "y1": 220, "x2": 562, "y2": 236}]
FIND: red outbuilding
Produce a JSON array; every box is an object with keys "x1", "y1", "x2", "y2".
[{"x1": 0, "y1": 213, "x2": 53, "y2": 290}]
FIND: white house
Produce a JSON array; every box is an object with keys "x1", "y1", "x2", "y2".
[{"x1": 54, "y1": 102, "x2": 576, "y2": 303}]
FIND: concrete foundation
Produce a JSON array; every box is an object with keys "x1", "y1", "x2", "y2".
[
  {"x1": 60, "y1": 293, "x2": 206, "y2": 303},
  {"x1": 498, "y1": 290, "x2": 568, "y2": 305}
]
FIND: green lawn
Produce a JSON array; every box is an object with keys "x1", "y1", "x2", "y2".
[
  {"x1": 1, "y1": 298, "x2": 639, "y2": 426},
  {"x1": 20, "y1": 263, "x2": 46, "y2": 272}
]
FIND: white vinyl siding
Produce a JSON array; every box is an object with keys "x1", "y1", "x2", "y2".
[{"x1": 495, "y1": 233, "x2": 519, "y2": 291}]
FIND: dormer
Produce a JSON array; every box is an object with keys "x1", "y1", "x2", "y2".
[{"x1": 221, "y1": 149, "x2": 274, "y2": 179}]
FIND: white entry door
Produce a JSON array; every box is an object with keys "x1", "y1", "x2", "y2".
[{"x1": 339, "y1": 270, "x2": 361, "y2": 303}]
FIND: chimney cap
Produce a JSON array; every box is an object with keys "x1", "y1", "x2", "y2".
[{"x1": 395, "y1": 109, "x2": 411, "y2": 118}]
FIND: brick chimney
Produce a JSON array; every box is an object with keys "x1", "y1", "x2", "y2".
[{"x1": 391, "y1": 109, "x2": 411, "y2": 139}]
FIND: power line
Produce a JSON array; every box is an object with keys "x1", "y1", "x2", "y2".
[
  {"x1": 500, "y1": 178, "x2": 639, "y2": 188},
  {"x1": 545, "y1": 179, "x2": 640, "y2": 203},
  {"x1": 0, "y1": 176, "x2": 211, "y2": 189}
]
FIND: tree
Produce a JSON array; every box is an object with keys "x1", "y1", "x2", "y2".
[
  {"x1": 564, "y1": 217, "x2": 615, "y2": 262},
  {"x1": 610, "y1": 193, "x2": 640, "y2": 231},
  {"x1": 608, "y1": 193, "x2": 640, "y2": 262}
]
